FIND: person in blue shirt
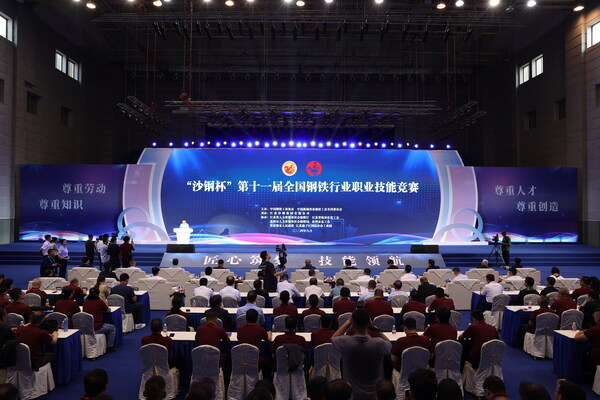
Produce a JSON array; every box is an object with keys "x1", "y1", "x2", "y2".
[
  {"x1": 236, "y1": 291, "x2": 265, "y2": 326},
  {"x1": 110, "y1": 273, "x2": 145, "y2": 329}
]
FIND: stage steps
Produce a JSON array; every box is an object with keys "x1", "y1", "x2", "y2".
[{"x1": 442, "y1": 252, "x2": 600, "y2": 271}]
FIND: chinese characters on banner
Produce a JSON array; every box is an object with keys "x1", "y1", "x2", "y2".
[
  {"x1": 494, "y1": 185, "x2": 560, "y2": 213},
  {"x1": 38, "y1": 183, "x2": 109, "y2": 211}
]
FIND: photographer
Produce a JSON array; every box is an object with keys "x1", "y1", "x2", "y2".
[
  {"x1": 501, "y1": 232, "x2": 511, "y2": 268},
  {"x1": 260, "y1": 250, "x2": 287, "y2": 293}
]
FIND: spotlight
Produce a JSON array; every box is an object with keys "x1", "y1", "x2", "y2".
[
  {"x1": 366, "y1": 143, "x2": 371, "y2": 148},
  {"x1": 284, "y1": 0, "x2": 293, "y2": 3},
  {"x1": 296, "y1": 0, "x2": 305, "y2": 6},
  {"x1": 342, "y1": 141, "x2": 347, "y2": 147},
  {"x1": 374, "y1": 142, "x2": 379, "y2": 146},
  {"x1": 381, "y1": 143, "x2": 387, "y2": 148},
  {"x1": 86, "y1": 1, "x2": 97, "y2": 7},
  {"x1": 526, "y1": 0, "x2": 535, "y2": 6},
  {"x1": 272, "y1": 141, "x2": 278, "y2": 146},
  {"x1": 231, "y1": 142, "x2": 237, "y2": 147},
  {"x1": 325, "y1": 0, "x2": 334, "y2": 3},
  {"x1": 436, "y1": 1, "x2": 446, "y2": 9},
  {"x1": 184, "y1": 141, "x2": 189, "y2": 147},
  {"x1": 302, "y1": 143, "x2": 308, "y2": 148},
  {"x1": 215, "y1": 142, "x2": 221, "y2": 147},
  {"x1": 264, "y1": 142, "x2": 270, "y2": 148},
  {"x1": 225, "y1": 0, "x2": 234, "y2": 5},
  {"x1": 455, "y1": 0, "x2": 464, "y2": 6},
  {"x1": 168, "y1": 142, "x2": 174, "y2": 147},
  {"x1": 398, "y1": 143, "x2": 403, "y2": 148},
  {"x1": 326, "y1": 141, "x2": 332, "y2": 147},
  {"x1": 191, "y1": 141, "x2": 195, "y2": 145},
  {"x1": 358, "y1": 142, "x2": 363, "y2": 146},
  {"x1": 414, "y1": 144, "x2": 419, "y2": 149},
  {"x1": 349, "y1": 143, "x2": 356, "y2": 148},
  {"x1": 318, "y1": 142, "x2": 324, "y2": 148},
  {"x1": 254, "y1": 140, "x2": 260, "y2": 146},
  {"x1": 574, "y1": 4, "x2": 584, "y2": 11},
  {"x1": 223, "y1": 141, "x2": 227, "y2": 145},
  {"x1": 152, "y1": 142, "x2": 157, "y2": 147},
  {"x1": 429, "y1": 144, "x2": 435, "y2": 149},
  {"x1": 296, "y1": 142, "x2": 302, "y2": 148},
  {"x1": 446, "y1": 144, "x2": 451, "y2": 149},
  {"x1": 247, "y1": 142, "x2": 253, "y2": 147},
  {"x1": 281, "y1": 143, "x2": 287, "y2": 148},
  {"x1": 334, "y1": 143, "x2": 340, "y2": 148},
  {"x1": 406, "y1": 143, "x2": 410, "y2": 146},
  {"x1": 310, "y1": 141, "x2": 316, "y2": 146},
  {"x1": 207, "y1": 141, "x2": 211, "y2": 145},
  {"x1": 289, "y1": 140, "x2": 295, "y2": 146},
  {"x1": 200, "y1": 142, "x2": 205, "y2": 147},
  {"x1": 152, "y1": 0, "x2": 162, "y2": 5},
  {"x1": 489, "y1": 0, "x2": 500, "y2": 6},
  {"x1": 239, "y1": 141, "x2": 244, "y2": 146}
]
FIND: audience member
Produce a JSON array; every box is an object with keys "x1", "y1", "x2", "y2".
[
  {"x1": 401, "y1": 290, "x2": 426, "y2": 316},
  {"x1": 458, "y1": 309, "x2": 499, "y2": 368},
  {"x1": 333, "y1": 287, "x2": 356, "y2": 319},
  {"x1": 312, "y1": 314, "x2": 335, "y2": 347},
  {"x1": 302, "y1": 258, "x2": 315, "y2": 269},
  {"x1": 515, "y1": 277, "x2": 539, "y2": 305},
  {"x1": 143, "y1": 375, "x2": 166, "y2": 400},
  {"x1": 216, "y1": 259, "x2": 225, "y2": 269},
  {"x1": 355, "y1": 268, "x2": 373, "y2": 283},
  {"x1": 480, "y1": 274, "x2": 503, "y2": 311},
  {"x1": 0, "y1": 383, "x2": 19, "y2": 400},
  {"x1": 92, "y1": 275, "x2": 110, "y2": 302},
  {"x1": 504, "y1": 267, "x2": 521, "y2": 281},
  {"x1": 301, "y1": 294, "x2": 326, "y2": 324},
  {"x1": 208, "y1": 295, "x2": 233, "y2": 331},
  {"x1": 79, "y1": 256, "x2": 93, "y2": 268},
  {"x1": 332, "y1": 309, "x2": 391, "y2": 400},
  {"x1": 193, "y1": 278, "x2": 214, "y2": 300},
  {"x1": 66, "y1": 278, "x2": 87, "y2": 305},
  {"x1": 166, "y1": 298, "x2": 191, "y2": 329},
  {"x1": 254, "y1": 379, "x2": 276, "y2": 399},
  {"x1": 358, "y1": 280, "x2": 377, "y2": 301},
  {"x1": 391, "y1": 318, "x2": 432, "y2": 371},
  {"x1": 305, "y1": 278, "x2": 325, "y2": 298},
  {"x1": 527, "y1": 296, "x2": 556, "y2": 333},
  {"x1": 83, "y1": 288, "x2": 116, "y2": 349},
  {"x1": 388, "y1": 280, "x2": 408, "y2": 299},
  {"x1": 15, "y1": 311, "x2": 58, "y2": 369},
  {"x1": 364, "y1": 289, "x2": 393, "y2": 319},
  {"x1": 331, "y1": 278, "x2": 345, "y2": 298},
  {"x1": 253, "y1": 279, "x2": 270, "y2": 305},
  {"x1": 428, "y1": 287, "x2": 455, "y2": 312},
  {"x1": 148, "y1": 267, "x2": 165, "y2": 280},
  {"x1": 203, "y1": 267, "x2": 218, "y2": 282},
  {"x1": 343, "y1": 259, "x2": 356, "y2": 270},
  {"x1": 273, "y1": 290, "x2": 298, "y2": 318},
  {"x1": 54, "y1": 286, "x2": 80, "y2": 328},
  {"x1": 374, "y1": 379, "x2": 395, "y2": 400},
  {"x1": 277, "y1": 274, "x2": 300, "y2": 299},
  {"x1": 26, "y1": 278, "x2": 49, "y2": 305},
  {"x1": 400, "y1": 265, "x2": 417, "y2": 281},
  {"x1": 272, "y1": 315, "x2": 307, "y2": 355},
  {"x1": 426, "y1": 259, "x2": 439, "y2": 271},
  {"x1": 540, "y1": 277, "x2": 558, "y2": 297},
  {"x1": 580, "y1": 291, "x2": 600, "y2": 328},
  {"x1": 386, "y1": 259, "x2": 398, "y2": 270},
  {"x1": 237, "y1": 291, "x2": 265, "y2": 326},
  {"x1": 483, "y1": 376, "x2": 508, "y2": 400},
  {"x1": 551, "y1": 288, "x2": 577, "y2": 318},
  {"x1": 82, "y1": 368, "x2": 109, "y2": 400},
  {"x1": 0, "y1": 308, "x2": 15, "y2": 349},
  {"x1": 237, "y1": 308, "x2": 271, "y2": 376},
  {"x1": 323, "y1": 379, "x2": 353, "y2": 400},
  {"x1": 551, "y1": 267, "x2": 563, "y2": 279},
  {"x1": 572, "y1": 276, "x2": 592, "y2": 300},
  {"x1": 307, "y1": 376, "x2": 328, "y2": 400},
  {"x1": 408, "y1": 369, "x2": 437, "y2": 400},
  {"x1": 416, "y1": 277, "x2": 437, "y2": 303},
  {"x1": 452, "y1": 267, "x2": 468, "y2": 280},
  {"x1": 187, "y1": 377, "x2": 216, "y2": 400},
  {"x1": 575, "y1": 310, "x2": 600, "y2": 370},
  {"x1": 436, "y1": 378, "x2": 463, "y2": 400},
  {"x1": 6, "y1": 288, "x2": 31, "y2": 323},
  {"x1": 478, "y1": 259, "x2": 489, "y2": 269},
  {"x1": 0, "y1": 285, "x2": 10, "y2": 308},
  {"x1": 110, "y1": 273, "x2": 145, "y2": 329},
  {"x1": 519, "y1": 382, "x2": 551, "y2": 400},
  {"x1": 219, "y1": 276, "x2": 241, "y2": 304},
  {"x1": 246, "y1": 388, "x2": 273, "y2": 400},
  {"x1": 555, "y1": 379, "x2": 585, "y2": 400},
  {"x1": 196, "y1": 309, "x2": 230, "y2": 350},
  {"x1": 424, "y1": 307, "x2": 458, "y2": 347}
]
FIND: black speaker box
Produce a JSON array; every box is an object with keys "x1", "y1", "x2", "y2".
[
  {"x1": 166, "y1": 244, "x2": 195, "y2": 253},
  {"x1": 410, "y1": 244, "x2": 439, "y2": 254}
]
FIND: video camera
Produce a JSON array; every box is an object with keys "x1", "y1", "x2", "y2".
[
  {"x1": 275, "y1": 244, "x2": 287, "y2": 268},
  {"x1": 492, "y1": 234, "x2": 499, "y2": 244}
]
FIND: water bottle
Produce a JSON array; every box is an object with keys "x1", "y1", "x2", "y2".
[
  {"x1": 19, "y1": 320, "x2": 24, "y2": 327},
  {"x1": 45, "y1": 299, "x2": 50, "y2": 307},
  {"x1": 192, "y1": 299, "x2": 196, "y2": 308},
  {"x1": 162, "y1": 323, "x2": 168, "y2": 336},
  {"x1": 392, "y1": 324, "x2": 397, "y2": 335},
  {"x1": 62, "y1": 318, "x2": 68, "y2": 332},
  {"x1": 572, "y1": 322, "x2": 577, "y2": 331}
]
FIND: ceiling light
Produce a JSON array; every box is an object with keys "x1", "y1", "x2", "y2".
[
  {"x1": 526, "y1": 0, "x2": 535, "y2": 6},
  {"x1": 455, "y1": 0, "x2": 464, "y2": 5},
  {"x1": 225, "y1": 0, "x2": 234, "y2": 5},
  {"x1": 203, "y1": 0, "x2": 211, "y2": 2},
  {"x1": 86, "y1": 1, "x2": 96, "y2": 8},
  {"x1": 489, "y1": 0, "x2": 500, "y2": 6},
  {"x1": 325, "y1": 0, "x2": 334, "y2": 3},
  {"x1": 284, "y1": 0, "x2": 293, "y2": 3},
  {"x1": 296, "y1": 0, "x2": 305, "y2": 6},
  {"x1": 375, "y1": 0, "x2": 384, "y2": 4},
  {"x1": 574, "y1": 4, "x2": 584, "y2": 11},
  {"x1": 152, "y1": 0, "x2": 162, "y2": 5},
  {"x1": 436, "y1": 1, "x2": 446, "y2": 9}
]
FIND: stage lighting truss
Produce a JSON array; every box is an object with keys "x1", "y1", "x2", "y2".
[
  {"x1": 117, "y1": 96, "x2": 168, "y2": 133},
  {"x1": 164, "y1": 100, "x2": 440, "y2": 128},
  {"x1": 429, "y1": 100, "x2": 487, "y2": 137}
]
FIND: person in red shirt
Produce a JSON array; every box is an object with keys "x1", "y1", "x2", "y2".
[
  {"x1": 0, "y1": 285, "x2": 11, "y2": 309},
  {"x1": 64, "y1": 278, "x2": 86, "y2": 306},
  {"x1": 83, "y1": 288, "x2": 116, "y2": 348},
  {"x1": 272, "y1": 315, "x2": 307, "y2": 356},
  {"x1": 273, "y1": 290, "x2": 298, "y2": 318},
  {"x1": 26, "y1": 278, "x2": 49, "y2": 306},
  {"x1": 166, "y1": 298, "x2": 191, "y2": 330},
  {"x1": 195, "y1": 309, "x2": 230, "y2": 350},
  {"x1": 5, "y1": 288, "x2": 31, "y2": 323},
  {"x1": 458, "y1": 309, "x2": 499, "y2": 368},
  {"x1": 571, "y1": 276, "x2": 592, "y2": 300},
  {"x1": 364, "y1": 289, "x2": 393, "y2": 320},
  {"x1": 391, "y1": 317, "x2": 432, "y2": 371},
  {"x1": 311, "y1": 314, "x2": 335, "y2": 348},
  {"x1": 119, "y1": 236, "x2": 135, "y2": 268},
  {"x1": 575, "y1": 310, "x2": 600, "y2": 367},
  {"x1": 237, "y1": 308, "x2": 271, "y2": 377},
  {"x1": 527, "y1": 296, "x2": 556, "y2": 333},
  {"x1": 15, "y1": 311, "x2": 58, "y2": 369},
  {"x1": 424, "y1": 307, "x2": 458, "y2": 348},
  {"x1": 142, "y1": 318, "x2": 176, "y2": 367},
  {"x1": 551, "y1": 288, "x2": 577, "y2": 319},
  {"x1": 54, "y1": 286, "x2": 81, "y2": 329},
  {"x1": 332, "y1": 287, "x2": 356, "y2": 321},
  {"x1": 400, "y1": 290, "x2": 427, "y2": 316},
  {"x1": 301, "y1": 294, "x2": 326, "y2": 326},
  {"x1": 428, "y1": 288, "x2": 455, "y2": 312}
]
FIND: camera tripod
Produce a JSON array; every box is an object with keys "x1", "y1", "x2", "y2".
[{"x1": 488, "y1": 242, "x2": 502, "y2": 268}]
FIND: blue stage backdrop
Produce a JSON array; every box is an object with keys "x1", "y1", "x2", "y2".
[{"x1": 18, "y1": 150, "x2": 579, "y2": 244}]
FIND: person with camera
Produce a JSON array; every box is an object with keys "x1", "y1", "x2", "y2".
[
  {"x1": 501, "y1": 232, "x2": 511, "y2": 268},
  {"x1": 260, "y1": 250, "x2": 287, "y2": 293}
]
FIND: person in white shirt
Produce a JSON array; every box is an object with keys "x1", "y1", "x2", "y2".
[
  {"x1": 193, "y1": 278, "x2": 214, "y2": 299},
  {"x1": 147, "y1": 267, "x2": 166, "y2": 280},
  {"x1": 551, "y1": 267, "x2": 564, "y2": 280},
  {"x1": 40, "y1": 234, "x2": 52, "y2": 256},
  {"x1": 354, "y1": 268, "x2": 372, "y2": 283},
  {"x1": 358, "y1": 280, "x2": 377, "y2": 301},
  {"x1": 219, "y1": 276, "x2": 241, "y2": 303},
  {"x1": 480, "y1": 273, "x2": 503, "y2": 311},
  {"x1": 503, "y1": 267, "x2": 522, "y2": 281},
  {"x1": 304, "y1": 278, "x2": 324, "y2": 298},
  {"x1": 388, "y1": 280, "x2": 409, "y2": 299},
  {"x1": 203, "y1": 267, "x2": 218, "y2": 282},
  {"x1": 400, "y1": 265, "x2": 418, "y2": 281},
  {"x1": 277, "y1": 274, "x2": 301, "y2": 299},
  {"x1": 451, "y1": 267, "x2": 469, "y2": 281},
  {"x1": 98, "y1": 238, "x2": 109, "y2": 266},
  {"x1": 296, "y1": 269, "x2": 323, "y2": 284}
]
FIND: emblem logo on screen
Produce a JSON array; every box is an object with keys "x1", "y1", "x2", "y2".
[
  {"x1": 282, "y1": 161, "x2": 298, "y2": 176},
  {"x1": 306, "y1": 161, "x2": 323, "y2": 177}
]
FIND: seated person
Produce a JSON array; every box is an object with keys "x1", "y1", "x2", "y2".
[
  {"x1": 416, "y1": 277, "x2": 437, "y2": 304},
  {"x1": 5, "y1": 288, "x2": 31, "y2": 323},
  {"x1": 83, "y1": 288, "x2": 117, "y2": 349},
  {"x1": 331, "y1": 278, "x2": 345, "y2": 298},
  {"x1": 271, "y1": 315, "x2": 307, "y2": 356},
  {"x1": 477, "y1": 259, "x2": 489, "y2": 269},
  {"x1": 458, "y1": 309, "x2": 499, "y2": 368},
  {"x1": 54, "y1": 286, "x2": 81, "y2": 328},
  {"x1": 207, "y1": 295, "x2": 234, "y2": 332},
  {"x1": 386, "y1": 259, "x2": 398, "y2": 269},
  {"x1": 572, "y1": 276, "x2": 592, "y2": 300},
  {"x1": 0, "y1": 285, "x2": 10, "y2": 308},
  {"x1": 304, "y1": 278, "x2": 325, "y2": 299},
  {"x1": 193, "y1": 278, "x2": 214, "y2": 301},
  {"x1": 391, "y1": 318, "x2": 432, "y2": 371},
  {"x1": 451, "y1": 268, "x2": 468, "y2": 281},
  {"x1": 82, "y1": 368, "x2": 109, "y2": 400},
  {"x1": 219, "y1": 276, "x2": 241, "y2": 304},
  {"x1": 388, "y1": 280, "x2": 409, "y2": 299},
  {"x1": 354, "y1": 268, "x2": 372, "y2": 284},
  {"x1": 333, "y1": 287, "x2": 356, "y2": 320},
  {"x1": 364, "y1": 289, "x2": 393, "y2": 319},
  {"x1": 301, "y1": 294, "x2": 326, "y2": 325},
  {"x1": 64, "y1": 278, "x2": 87, "y2": 305},
  {"x1": 78, "y1": 256, "x2": 94, "y2": 268},
  {"x1": 479, "y1": 274, "x2": 503, "y2": 311},
  {"x1": 311, "y1": 315, "x2": 335, "y2": 348},
  {"x1": 502, "y1": 267, "x2": 524, "y2": 282},
  {"x1": 15, "y1": 311, "x2": 58, "y2": 369},
  {"x1": 166, "y1": 298, "x2": 191, "y2": 329},
  {"x1": 237, "y1": 291, "x2": 265, "y2": 326},
  {"x1": 237, "y1": 308, "x2": 271, "y2": 377},
  {"x1": 400, "y1": 265, "x2": 418, "y2": 281},
  {"x1": 514, "y1": 277, "x2": 539, "y2": 305},
  {"x1": 253, "y1": 279, "x2": 270, "y2": 306},
  {"x1": 527, "y1": 296, "x2": 555, "y2": 333},
  {"x1": 148, "y1": 267, "x2": 166, "y2": 280},
  {"x1": 203, "y1": 267, "x2": 218, "y2": 282},
  {"x1": 423, "y1": 307, "x2": 458, "y2": 347},
  {"x1": 551, "y1": 267, "x2": 564, "y2": 280},
  {"x1": 0, "y1": 308, "x2": 15, "y2": 349},
  {"x1": 540, "y1": 276, "x2": 559, "y2": 297},
  {"x1": 110, "y1": 273, "x2": 145, "y2": 329},
  {"x1": 195, "y1": 309, "x2": 230, "y2": 351},
  {"x1": 358, "y1": 280, "x2": 377, "y2": 302},
  {"x1": 428, "y1": 288, "x2": 455, "y2": 312},
  {"x1": 273, "y1": 290, "x2": 298, "y2": 318},
  {"x1": 426, "y1": 259, "x2": 439, "y2": 271},
  {"x1": 550, "y1": 288, "x2": 576, "y2": 318},
  {"x1": 575, "y1": 310, "x2": 600, "y2": 376},
  {"x1": 26, "y1": 278, "x2": 49, "y2": 306},
  {"x1": 277, "y1": 274, "x2": 300, "y2": 299},
  {"x1": 400, "y1": 290, "x2": 426, "y2": 316},
  {"x1": 342, "y1": 259, "x2": 357, "y2": 270},
  {"x1": 141, "y1": 318, "x2": 175, "y2": 367},
  {"x1": 99, "y1": 263, "x2": 118, "y2": 280}
]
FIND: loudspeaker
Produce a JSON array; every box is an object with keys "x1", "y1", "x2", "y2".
[
  {"x1": 166, "y1": 244, "x2": 195, "y2": 253},
  {"x1": 410, "y1": 244, "x2": 439, "y2": 254}
]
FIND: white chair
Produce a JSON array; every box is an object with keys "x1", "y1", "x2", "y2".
[
  {"x1": 449, "y1": 310, "x2": 462, "y2": 330},
  {"x1": 593, "y1": 365, "x2": 600, "y2": 395},
  {"x1": 206, "y1": 269, "x2": 231, "y2": 281},
  {"x1": 547, "y1": 292, "x2": 560, "y2": 305},
  {"x1": 332, "y1": 296, "x2": 341, "y2": 306},
  {"x1": 555, "y1": 278, "x2": 579, "y2": 291},
  {"x1": 311, "y1": 343, "x2": 341, "y2": 381},
  {"x1": 272, "y1": 315, "x2": 287, "y2": 332},
  {"x1": 523, "y1": 294, "x2": 540, "y2": 306},
  {"x1": 434, "y1": 340, "x2": 463, "y2": 390},
  {"x1": 577, "y1": 294, "x2": 589, "y2": 306},
  {"x1": 222, "y1": 296, "x2": 239, "y2": 308},
  {"x1": 466, "y1": 269, "x2": 499, "y2": 283},
  {"x1": 115, "y1": 267, "x2": 146, "y2": 283},
  {"x1": 190, "y1": 296, "x2": 209, "y2": 307},
  {"x1": 44, "y1": 312, "x2": 67, "y2": 327},
  {"x1": 228, "y1": 344, "x2": 259, "y2": 400},
  {"x1": 303, "y1": 315, "x2": 321, "y2": 332},
  {"x1": 38, "y1": 277, "x2": 68, "y2": 290},
  {"x1": 462, "y1": 339, "x2": 505, "y2": 397},
  {"x1": 200, "y1": 318, "x2": 223, "y2": 328},
  {"x1": 208, "y1": 281, "x2": 225, "y2": 292},
  {"x1": 379, "y1": 270, "x2": 406, "y2": 287},
  {"x1": 423, "y1": 269, "x2": 454, "y2": 287},
  {"x1": 400, "y1": 280, "x2": 421, "y2": 292},
  {"x1": 139, "y1": 344, "x2": 179, "y2": 400},
  {"x1": 392, "y1": 347, "x2": 430, "y2": 400},
  {"x1": 295, "y1": 281, "x2": 308, "y2": 292},
  {"x1": 6, "y1": 343, "x2": 55, "y2": 400},
  {"x1": 446, "y1": 279, "x2": 481, "y2": 310},
  {"x1": 6, "y1": 313, "x2": 24, "y2": 329},
  {"x1": 165, "y1": 314, "x2": 188, "y2": 331},
  {"x1": 514, "y1": 268, "x2": 541, "y2": 286},
  {"x1": 68, "y1": 267, "x2": 100, "y2": 284},
  {"x1": 245, "y1": 270, "x2": 260, "y2": 281},
  {"x1": 483, "y1": 293, "x2": 510, "y2": 330},
  {"x1": 107, "y1": 294, "x2": 134, "y2": 333},
  {"x1": 236, "y1": 314, "x2": 247, "y2": 328},
  {"x1": 337, "y1": 312, "x2": 352, "y2": 327},
  {"x1": 560, "y1": 309, "x2": 583, "y2": 330},
  {"x1": 403, "y1": 311, "x2": 425, "y2": 331},
  {"x1": 159, "y1": 268, "x2": 190, "y2": 285},
  {"x1": 425, "y1": 295, "x2": 435, "y2": 308},
  {"x1": 272, "y1": 297, "x2": 282, "y2": 308},
  {"x1": 373, "y1": 315, "x2": 395, "y2": 331},
  {"x1": 334, "y1": 270, "x2": 362, "y2": 284},
  {"x1": 274, "y1": 345, "x2": 307, "y2": 400},
  {"x1": 523, "y1": 313, "x2": 559, "y2": 359},
  {"x1": 73, "y1": 312, "x2": 107, "y2": 359},
  {"x1": 390, "y1": 295, "x2": 409, "y2": 308},
  {"x1": 503, "y1": 278, "x2": 525, "y2": 291},
  {"x1": 137, "y1": 279, "x2": 172, "y2": 310},
  {"x1": 192, "y1": 345, "x2": 225, "y2": 400},
  {"x1": 256, "y1": 295, "x2": 266, "y2": 308},
  {"x1": 23, "y1": 293, "x2": 41, "y2": 307}
]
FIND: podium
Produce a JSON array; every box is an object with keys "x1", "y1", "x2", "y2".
[{"x1": 173, "y1": 227, "x2": 193, "y2": 244}]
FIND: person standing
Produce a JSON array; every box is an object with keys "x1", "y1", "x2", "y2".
[
  {"x1": 57, "y1": 239, "x2": 70, "y2": 278},
  {"x1": 119, "y1": 236, "x2": 135, "y2": 268},
  {"x1": 85, "y1": 234, "x2": 96, "y2": 267},
  {"x1": 501, "y1": 232, "x2": 511, "y2": 268},
  {"x1": 260, "y1": 251, "x2": 287, "y2": 293},
  {"x1": 107, "y1": 238, "x2": 121, "y2": 270}
]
